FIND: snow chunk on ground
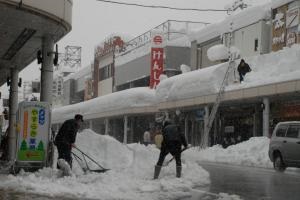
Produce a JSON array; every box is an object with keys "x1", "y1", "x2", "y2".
[
  {"x1": 185, "y1": 137, "x2": 272, "y2": 168},
  {"x1": 0, "y1": 129, "x2": 210, "y2": 200}
]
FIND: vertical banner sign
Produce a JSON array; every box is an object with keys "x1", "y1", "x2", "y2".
[
  {"x1": 17, "y1": 102, "x2": 50, "y2": 162},
  {"x1": 150, "y1": 33, "x2": 164, "y2": 89}
]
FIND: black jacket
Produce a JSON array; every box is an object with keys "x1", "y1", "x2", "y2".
[
  {"x1": 162, "y1": 124, "x2": 187, "y2": 148},
  {"x1": 55, "y1": 119, "x2": 78, "y2": 145},
  {"x1": 237, "y1": 62, "x2": 251, "y2": 75}
]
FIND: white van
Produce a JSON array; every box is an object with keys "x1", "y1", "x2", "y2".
[{"x1": 268, "y1": 121, "x2": 300, "y2": 172}]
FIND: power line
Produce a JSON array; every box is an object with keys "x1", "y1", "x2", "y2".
[{"x1": 96, "y1": 0, "x2": 227, "y2": 12}]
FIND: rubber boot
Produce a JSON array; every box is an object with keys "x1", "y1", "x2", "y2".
[
  {"x1": 153, "y1": 165, "x2": 162, "y2": 179},
  {"x1": 176, "y1": 166, "x2": 182, "y2": 178}
]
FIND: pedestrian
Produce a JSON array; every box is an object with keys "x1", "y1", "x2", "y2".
[
  {"x1": 153, "y1": 119, "x2": 188, "y2": 179},
  {"x1": 154, "y1": 127, "x2": 163, "y2": 149},
  {"x1": 143, "y1": 128, "x2": 151, "y2": 146},
  {"x1": 54, "y1": 114, "x2": 83, "y2": 170},
  {"x1": 237, "y1": 59, "x2": 251, "y2": 82}
]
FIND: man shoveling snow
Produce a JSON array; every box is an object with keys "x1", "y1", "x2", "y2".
[{"x1": 54, "y1": 114, "x2": 84, "y2": 176}]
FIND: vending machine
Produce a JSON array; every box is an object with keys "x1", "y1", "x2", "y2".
[{"x1": 15, "y1": 101, "x2": 51, "y2": 171}]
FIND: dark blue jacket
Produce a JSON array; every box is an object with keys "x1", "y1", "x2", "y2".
[
  {"x1": 55, "y1": 119, "x2": 78, "y2": 145},
  {"x1": 162, "y1": 124, "x2": 187, "y2": 148}
]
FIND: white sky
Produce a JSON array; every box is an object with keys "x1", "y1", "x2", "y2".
[{"x1": 0, "y1": 129, "x2": 272, "y2": 199}]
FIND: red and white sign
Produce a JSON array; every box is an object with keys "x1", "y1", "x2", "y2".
[
  {"x1": 150, "y1": 48, "x2": 164, "y2": 88},
  {"x1": 150, "y1": 33, "x2": 164, "y2": 89}
]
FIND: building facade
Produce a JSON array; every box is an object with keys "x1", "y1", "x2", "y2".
[{"x1": 272, "y1": 0, "x2": 300, "y2": 51}]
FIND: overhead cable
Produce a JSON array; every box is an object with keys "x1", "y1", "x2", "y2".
[{"x1": 96, "y1": 0, "x2": 227, "y2": 12}]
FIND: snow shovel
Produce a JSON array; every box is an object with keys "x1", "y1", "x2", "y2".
[
  {"x1": 162, "y1": 147, "x2": 188, "y2": 167},
  {"x1": 72, "y1": 146, "x2": 109, "y2": 173}
]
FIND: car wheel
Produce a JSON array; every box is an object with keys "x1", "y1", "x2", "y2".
[{"x1": 273, "y1": 153, "x2": 286, "y2": 172}]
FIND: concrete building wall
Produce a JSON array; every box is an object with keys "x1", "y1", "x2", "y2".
[
  {"x1": 98, "y1": 77, "x2": 113, "y2": 96},
  {"x1": 233, "y1": 21, "x2": 271, "y2": 58},
  {"x1": 165, "y1": 46, "x2": 190, "y2": 70},
  {"x1": 115, "y1": 54, "x2": 150, "y2": 87},
  {"x1": 115, "y1": 46, "x2": 191, "y2": 87},
  {"x1": 63, "y1": 79, "x2": 74, "y2": 105},
  {"x1": 199, "y1": 38, "x2": 222, "y2": 69},
  {"x1": 190, "y1": 41, "x2": 198, "y2": 70}
]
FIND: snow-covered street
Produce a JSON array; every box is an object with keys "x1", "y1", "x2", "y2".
[{"x1": 0, "y1": 129, "x2": 274, "y2": 200}]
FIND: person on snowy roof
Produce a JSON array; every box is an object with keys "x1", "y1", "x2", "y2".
[{"x1": 237, "y1": 59, "x2": 251, "y2": 82}]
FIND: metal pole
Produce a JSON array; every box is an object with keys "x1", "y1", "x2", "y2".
[
  {"x1": 40, "y1": 34, "x2": 54, "y2": 104},
  {"x1": 263, "y1": 98, "x2": 270, "y2": 137},
  {"x1": 105, "y1": 118, "x2": 109, "y2": 135},
  {"x1": 89, "y1": 120, "x2": 93, "y2": 130},
  {"x1": 8, "y1": 67, "x2": 19, "y2": 161},
  {"x1": 184, "y1": 115, "x2": 188, "y2": 141},
  {"x1": 123, "y1": 115, "x2": 128, "y2": 144},
  {"x1": 203, "y1": 106, "x2": 210, "y2": 148}
]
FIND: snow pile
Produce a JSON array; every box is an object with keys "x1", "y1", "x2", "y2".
[
  {"x1": 186, "y1": 137, "x2": 273, "y2": 168},
  {"x1": 190, "y1": 3, "x2": 271, "y2": 43},
  {"x1": 156, "y1": 44, "x2": 300, "y2": 102},
  {"x1": 156, "y1": 63, "x2": 228, "y2": 102},
  {"x1": 52, "y1": 87, "x2": 156, "y2": 123},
  {"x1": 180, "y1": 64, "x2": 191, "y2": 73},
  {"x1": 0, "y1": 129, "x2": 210, "y2": 200},
  {"x1": 207, "y1": 44, "x2": 229, "y2": 61},
  {"x1": 227, "y1": 44, "x2": 300, "y2": 91}
]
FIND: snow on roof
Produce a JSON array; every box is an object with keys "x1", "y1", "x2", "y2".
[
  {"x1": 190, "y1": 3, "x2": 271, "y2": 44},
  {"x1": 156, "y1": 63, "x2": 227, "y2": 102},
  {"x1": 53, "y1": 44, "x2": 300, "y2": 120},
  {"x1": 64, "y1": 65, "x2": 91, "y2": 81},
  {"x1": 156, "y1": 44, "x2": 300, "y2": 102},
  {"x1": 271, "y1": 0, "x2": 295, "y2": 8},
  {"x1": 52, "y1": 87, "x2": 156, "y2": 122}
]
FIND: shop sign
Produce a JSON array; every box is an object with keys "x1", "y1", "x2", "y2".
[
  {"x1": 287, "y1": 32, "x2": 297, "y2": 46},
  {"x1": 95, "y1": 36, "x2": 125, "y2": 57},
  {"x1": 273, "y1": 12, "x2": 285, "y2": 30},
  {"x1": 273, "y1": 33, "x2": 285, "y2": 45},
  {"x1": 286, "y1": 8, "x2": 299, "y2": 28},
  {"x1": 280, "y1": 104, "x2": 300, "y2": 118},
  {"x1": 16, "y1": 102, "x2": 50, "y2": 162},
  {"x1": 150, "y1": 33, "x2": 164, "y2": 89}
]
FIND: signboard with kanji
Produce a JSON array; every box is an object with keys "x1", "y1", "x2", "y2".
[
  {"x1": 16, "y1": 101, "x2": 50, "y2": 163},
  {"x1": 150, "y1": 33, "x2": 164, "y2": 89}
]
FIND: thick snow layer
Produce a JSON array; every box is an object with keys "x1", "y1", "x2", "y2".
[
  {"x1": 52, "y1": 87, "x2": 156, "y2": 122},
  {"x1": 156, "y1": 63, "x2": 228, "y2": 102},
  {"x1": 207, "y1": 44, "x2": 229, "y2": 61},
  {"x1": 190, "y1": 3, "x2": 271, "y2": 43},
  {"x1": 186, "y1": 137, "x2": 273, "y2": 168},
  {"x1": 0, "y1": 129, "x2": 210, "y2": 200},
  {"x1": 271, "y1": 0, "x2": 295, "y2": 8},
  {"x1": 226, "y1": 44, "x2": 300, "y2": 91},
  {"x1": 156, "y1": 44, "x2": 300, "y2": 102},
  {"x1": 52, "y1": 44, "x2": 300, "y2": 125},
  {"x1": 0, "y1": 131, "x2": 271, "y2": 199}
]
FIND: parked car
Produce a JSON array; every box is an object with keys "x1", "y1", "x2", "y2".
[{"x1": 268, "y1": 121, "x2": 300, "y2": 172}]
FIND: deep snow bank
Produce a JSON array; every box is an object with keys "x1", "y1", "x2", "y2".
[
  {"x1": 0, "y1": 129, "x2": 210, "y2": 200},
  {"x1": 185, "y1": 137, "x2": 273, "y2": 168}
]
